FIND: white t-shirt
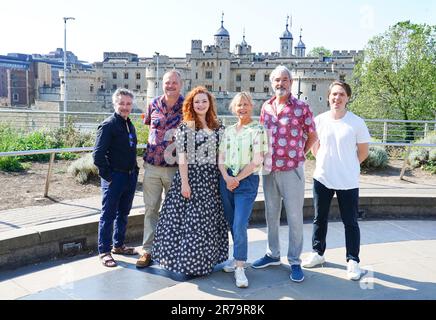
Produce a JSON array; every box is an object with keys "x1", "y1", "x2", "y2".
[{"x1": 313, "y1": 111, "x2": 371, "y2": 190}]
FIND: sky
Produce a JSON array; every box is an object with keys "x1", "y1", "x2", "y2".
[{"x1": 2, "y1": 0, "x2": 435, "y2": 63}]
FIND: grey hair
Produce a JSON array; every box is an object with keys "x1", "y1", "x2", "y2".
[
  {"x1": 269, "y1": 65, "x2": 293, "y2": 83},
  {"x1": 229, "y1": 92, "x2": 253, "y2": 114},
  {"x1": 163, "y1": 69, "x2": 183, "y2": 83},
  {"x1": 112, "y1": 88, "x2": 134, "y2": 105}
]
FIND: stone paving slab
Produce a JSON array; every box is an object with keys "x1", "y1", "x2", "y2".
[{"x1": 1, "y1": 220, "x2": 435, "y2": 300}]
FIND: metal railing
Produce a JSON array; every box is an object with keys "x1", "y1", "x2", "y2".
[
  {"x1": 1, "y1": 109, "x2": 435, "y2": 197},
  {"x1": 1, "y1": 109, "x2": 435, "y2": 142},
  {"x1": 0, "y1": 145, "x2": 146, "y2": 197}
]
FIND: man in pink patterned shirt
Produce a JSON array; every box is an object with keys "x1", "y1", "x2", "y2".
[{"x1": 252, "y1": 66, "x2": 318, "y2": 283}]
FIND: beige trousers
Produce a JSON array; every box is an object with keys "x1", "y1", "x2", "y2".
[{"x1": 141, "y1": 162, "x2": 177, "y2": 253}]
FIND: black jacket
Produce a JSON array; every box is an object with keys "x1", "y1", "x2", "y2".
[{"x1": 93, "y1": 112, "x2": 138, "y2": 182}]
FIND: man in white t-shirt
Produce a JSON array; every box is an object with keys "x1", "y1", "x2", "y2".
[{"x1": 302, "y1": 80, "x2": 371, "y2": 281}]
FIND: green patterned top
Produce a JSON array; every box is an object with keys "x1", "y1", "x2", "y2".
[{"x1": 219, "y1": 121, "x2": 269, "y2": 176}]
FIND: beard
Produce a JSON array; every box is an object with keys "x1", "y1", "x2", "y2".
[{"x1": 274, "y1": 87, "x2": 289, "y2": 97}]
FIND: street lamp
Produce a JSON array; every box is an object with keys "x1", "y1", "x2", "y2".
[
  {"x1": 155, "y1": 52, "x2": 160, "y2": 96},
  {"x1": 63, "y1": 16, "x2": 75, "y2": 126}
]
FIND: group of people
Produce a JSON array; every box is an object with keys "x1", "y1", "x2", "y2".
[{"x1": 92, "y1": 65, "x2": 370, "y2": 288}]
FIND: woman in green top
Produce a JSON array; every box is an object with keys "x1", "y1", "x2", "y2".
[{"x1": 218, "y1": 92, "x2": 269, "y2": 288}]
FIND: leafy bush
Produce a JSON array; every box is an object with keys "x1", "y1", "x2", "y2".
[
  {"x1": 0, "y1": 122, "x2": 96, "y2": 171},
  {"x1": 0, "y1": 157, "x2": 25, "y2": 172},
  {"x1": 407, "y1": 132, "x2": 436, "y2": 173},
  {"x1": 361, "y1": 145, "x2": 389, "y2": 169},
  {"x1": 67, "y1": 153, "x2": 99, "y2": 184},
  {"x1": 132, "y1": 119, "x2": 148, "y2": 156}
]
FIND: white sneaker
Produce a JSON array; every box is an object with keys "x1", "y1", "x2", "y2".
[
  {"x1": 223, "y1": 259, "x2": 236, "y2": 273},
  {"x1": 234, "y1": 267, "x2": 248, "y2": 288},
  {"x1": 347, "y1": 260, "x2": 362, "y2": 281},
  {"x1": 302, "y1": 252, "x2": 325, "y2": 268}
]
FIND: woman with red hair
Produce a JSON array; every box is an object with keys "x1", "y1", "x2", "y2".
[{"x1": 152, "y1": 86, "x2": 229, "y2": 276}]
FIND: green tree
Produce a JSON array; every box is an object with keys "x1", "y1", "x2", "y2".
[
  {"x1": 349, "y1": 21, "x2": 436, "y2": 140},
  {"x1": 307, "y1": 46, "x2": 332, "y2": 57}
]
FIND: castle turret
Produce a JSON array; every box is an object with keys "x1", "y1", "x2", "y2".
[
  {"x1": 294, "y1": 28, "x2": 306, "y2": 57},
  {"x1": 214, "y1": 13, "x2": 230, "y2": 51},
  {"x1": 280, "y1": 16, "x2": 293, "y2": 57}
]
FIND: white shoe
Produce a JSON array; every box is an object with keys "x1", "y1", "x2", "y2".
[
  {"x1": 223, "y1": 259, "x2": 236, "y2": 273},
  {"x1": 234, "y1": 267, "x2": 248, "y2": 288},
  {"x1": 347, "y1": 260, "x2": 362, "y2": 281},
  {"x1": 302, "y1": 252, "x2": 325, "y2": 268}
]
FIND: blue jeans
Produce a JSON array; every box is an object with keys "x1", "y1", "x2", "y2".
[
  {"x1": 312, "y1": 178, "x2": 360, "y2": 263},
  {"x1": 220, "y1": 170, "x2": 259, "y2": 262},
  {"x1": 98, "y1": 170, "x2": 138, "y2": 254}
]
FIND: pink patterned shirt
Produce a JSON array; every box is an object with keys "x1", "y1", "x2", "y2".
[{"x1": 260, "y1": 95, "x2": 316, "y2": 172}]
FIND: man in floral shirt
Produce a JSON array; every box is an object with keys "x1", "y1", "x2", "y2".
[
  {"x1": 136, "y1": 70, "x2": 184, "y2": 268},
  {"x1": 251, "y1": 66, "x2": 318, "y2": 283}
]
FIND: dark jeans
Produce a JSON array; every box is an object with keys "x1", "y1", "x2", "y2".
[
  {"x1": 220, "y1": 170, "x2": 259, "y2": 261},
  {"x1": 312, "y1": 179, "x2": 360, "y2": 263},
  {"x1": 98, "y1": 170, "x2": 138, "y2": 254}
]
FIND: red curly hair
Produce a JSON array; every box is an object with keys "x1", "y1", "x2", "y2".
[{"x1": 182, "y1": 86, "x2": 219, "y2": 130}]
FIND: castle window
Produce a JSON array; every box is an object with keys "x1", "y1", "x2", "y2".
[
  {"x1": 112, "y1": 72, "x2": 117, "y2": 79},
  {"x1": 339, "y1": 74, "x2": 346, "y2": 81},
  {"x1": 250, "y1": 74, "x2": 256, "y2": 81},
  {"x1": 219, "y1": 73, "x2": 222, "y2": 80},
  {"x1": 264, "y1": 87, "x2": 269, "y2": 93},
  {"x1": 124, "y1": 72, "x2": 129, "y2": 80},
  {"x1": 236, "y1": 74, "x2": 241, "y2": 82},
  {"x1": 124, "y1": 84, "x2": 129, "y2": 89},
  {"x1": 90, "y1": 85, "x2": 94, "y2": 92},
  {"x1": 13, "y1": 93, "x2": 19, "y2": 102},
  {"x1": 136, "y1": 84, "x2": 141, "y2": 90},
  {"x1": 312, "y1": 84, "x2": 317, "y2": 91},
  {"x1": 219, "y1": 86, "x2": 222, "y2": 92},
  {"x1": 136, "y1": 73, "x2": 141, "y2": 80},
  {"x1": 195, "y1": 72, "x2": 198, "y2": 79},
  {"x1": 249, "y1": 87, "x2": 255, "y2": 93},
  {"x1": 236, "y1": 86, "x2": 241, "y2": 92},
  {"x1": 264, "y1": 74, "x2": 269, "y2": 82},
  {"x1": 205, "y1": 85, "x2": 212, "y2": 91},
  {"x1": 205, "y1": 71, "x2": 213, "y2": 79},
  {"x1": 319, "y1": 97, "x2": 323, "y2": 101},
  {"x1": 112, "y1": 84, "x2": 117, "y2": 90}
]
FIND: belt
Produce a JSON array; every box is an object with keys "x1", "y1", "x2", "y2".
[{"x1": 113, "y1": 168, "x2": 137, "y2": 174}]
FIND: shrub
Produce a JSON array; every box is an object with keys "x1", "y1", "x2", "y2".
[
  {"x1": 361, "y1": 146, "x2": 389, "y2": 169},
  {"x1": 132, "y1": 119, "x2": 148, "y2": 156},
  {"x1": 67, "y1": 153, "x2": 99, "y2": 184},
  {"x1": 407, "y1": 132, "x2": 436, "y2": 173},
  {"x1": 0, "y1": 156, "x2": 25, "y2": 172}
]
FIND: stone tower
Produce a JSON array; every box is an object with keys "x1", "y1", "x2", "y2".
[{"x1": 280, "y1": 16, "x2": 293, "y2": 57}]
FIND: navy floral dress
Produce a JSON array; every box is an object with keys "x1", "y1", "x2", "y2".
[{"x1": 152, "y1": 122, "x2": 229, "y2": 276}]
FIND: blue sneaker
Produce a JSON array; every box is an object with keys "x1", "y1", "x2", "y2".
[
  {"x1": 290, "y1": 265, "x2": 305, "y2": 282},
  {"x1": 251, "y1": 255, "x2": 281, "y2": 269}
]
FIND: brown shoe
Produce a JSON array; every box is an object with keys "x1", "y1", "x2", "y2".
[{"x1": 136, "y1": 253, "x2": 152, "y2": 268}]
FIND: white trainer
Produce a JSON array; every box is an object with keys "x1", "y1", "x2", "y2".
[
  {"x1": 223, "y1": 259, "x2": 236, "y2": 273},
  {"x1": 347, "y1": 260, "x2": 362, "y2": 281},
  {"x1": 234, "y1": 267, "x2": 248, "y2": 288},
  {"x1": 302, "y1": 252, "x2": 325, "y2": 268}
]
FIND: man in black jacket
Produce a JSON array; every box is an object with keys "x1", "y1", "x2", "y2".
[{"x1": 93, "y1": 88, "x2": 139, "y2": 267}]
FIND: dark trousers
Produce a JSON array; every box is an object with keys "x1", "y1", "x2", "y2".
[
  {"x1": 312, "y1": 179, "x2": 360, "y2": 263},
  {"x1": 98, "y1": 170, "x2": 138, "y2": 254}
]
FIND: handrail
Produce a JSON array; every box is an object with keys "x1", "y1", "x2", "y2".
[{"x1": 0, "y1": 144, "x2": 147, "y2": 197}]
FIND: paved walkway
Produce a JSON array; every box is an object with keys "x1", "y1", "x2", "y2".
[{"x1": 1, "y1": 220, "x2": 435, "y2": 300}]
